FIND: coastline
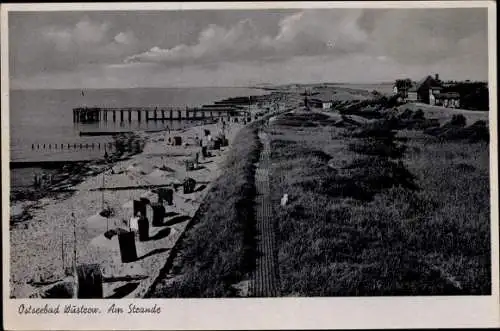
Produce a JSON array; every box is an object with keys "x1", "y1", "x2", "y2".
[{"x1": 9, "y1": 117, "x2": 244, "y2": 298}]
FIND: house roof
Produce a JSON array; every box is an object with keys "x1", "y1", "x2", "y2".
[
  {"x1": 408, "y1": 75, "x2": 442, "y2": 92},
  {"x1": 309, "y1": 91, "x2": 333, "y2": 103}
]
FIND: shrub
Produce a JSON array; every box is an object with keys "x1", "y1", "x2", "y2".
[
  {"x1": 449, "y1": 114, "x2": 467, "y2": 127},
  {"x1": 413, "y1": 109, "x2": 425, "y2": 120},
  {"x1": 425, "y1": 119, "x2": 489, "y2": 142},
  {"x1": 351, "y1": 119, "x2": 398, "y2": 138},
  {"x1": 348, "y1": 138, "x2": 406, "y2": 159},
  {"x1": 399, "y1": 109, "x2": 414, "y2": 120}
]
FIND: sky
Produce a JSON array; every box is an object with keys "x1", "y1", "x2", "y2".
[{"x1": 8, "y1": 8, "x2": 489, "y2": 89}]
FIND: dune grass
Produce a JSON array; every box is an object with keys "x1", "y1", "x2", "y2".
[
  {"x1": 149, "y1": 126, "x2": 262, "y2": 297},
  {"x1": 268, "y1": 111, "x2": 490, "y2": 296}
]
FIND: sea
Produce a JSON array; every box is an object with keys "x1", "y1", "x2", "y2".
[{"x1": 9, "y1": 87, "x2": 268, "y2": 187}]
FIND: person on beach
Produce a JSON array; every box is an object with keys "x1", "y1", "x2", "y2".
[
  {"x1": 194, "y1": 152, "x2": 199, "y2": 169},
  {"x1": 130, "y1": 212, "x2": 140, "y2": 234},
  {"x1": 33, "y1": 173, "x2": 39, "y2": 188},
  {"x1": 39, "y1": 172, "x2": 47, "y2": 188},
  {"x1": 201, "y1": 130, "x2": 209, "y2": 158}
]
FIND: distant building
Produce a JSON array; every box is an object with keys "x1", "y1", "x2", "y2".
[
  {"x1": 407, "y1": 74, "x2": 443, "y2": 105},
  {"x1": 308, "y1": 92, "x2": 333, "y2": 109},
  {"x1": 395, "y1": 73, "x2": 463, "y2": 108},
  {"x1": 435, "y1": 92, "x2": 461, "y2": 108}
]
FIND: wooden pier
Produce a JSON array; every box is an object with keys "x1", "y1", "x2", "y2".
[{"x1": 72, "y1": 106, "x2": 246, "y2": 124}]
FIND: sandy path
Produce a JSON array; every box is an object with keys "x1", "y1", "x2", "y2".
[
  {"x1": 9, "y1": 121, "x2": 244, "y2": 298},
  {"x1": 250, "y1": 132, "x2": 280, "y2": 297}
]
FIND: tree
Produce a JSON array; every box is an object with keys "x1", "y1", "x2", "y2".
[{"x1": 395, "y1": 78, "x2": 413, "y2": 90}]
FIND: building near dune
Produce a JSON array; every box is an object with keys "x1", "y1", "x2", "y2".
[
  {"x1": 404, "y1": 74, "x2": 463, "y2": 108},
  {"x1": 435, "y1": 92, "x2": 461, "y2": 108},
  {"x1": 407, "y1": 74, "x2": 442, "y2": 104},
  {"x1": 308, "y1": 92, "x2": 334, "y2": 109}
]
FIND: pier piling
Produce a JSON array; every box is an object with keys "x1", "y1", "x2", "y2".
[{"x1": 72, "y1": 104, "x2": 243, "y2": 124}]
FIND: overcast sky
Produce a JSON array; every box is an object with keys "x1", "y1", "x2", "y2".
[{"x1": 9, "y1": 8, "x2": 489, "y2": 89}]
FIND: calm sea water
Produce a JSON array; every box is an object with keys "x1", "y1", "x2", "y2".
[
  {"x1": 9, "y1": 87, "x2": 267, "y2": 188},
  {"x1": 9, "y1": 87, "x2": 267, "y2": 163}
]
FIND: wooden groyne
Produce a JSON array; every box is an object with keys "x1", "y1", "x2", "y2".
[
  {"x1": 30, "y1": 141, "x2": 116, "y2": 151},
  {"x1": 72, "y1": 106, "x2": 247, "y2": 124}
]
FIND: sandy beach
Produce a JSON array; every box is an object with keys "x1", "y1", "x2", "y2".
[{"x1": 9, "y1": 119, "x2": 245, "y2": 298}]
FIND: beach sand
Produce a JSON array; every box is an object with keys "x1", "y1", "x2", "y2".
[{"x1": 9, "y1": 120, "x2": 244, "y2": 298}]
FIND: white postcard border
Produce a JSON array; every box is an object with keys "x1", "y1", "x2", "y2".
[{"x1": 2, "y1": 1, "x2": 498, "y2": 330}]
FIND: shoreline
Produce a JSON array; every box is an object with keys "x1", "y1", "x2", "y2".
[
  {"x1": 9, "y1": 118, "x2": 221, "y2": 202},
  {"x1": 9, "y1": 115, "x2": 246, "y2": 299}
]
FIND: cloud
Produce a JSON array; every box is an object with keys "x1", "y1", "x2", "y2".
[
  {"x1": 41, "y1": 18, "x2": 139, "y2": 59},
  {"x1": 114, "y1": 31, "x2": 137, "y2": 45},
  {"x1": 10, "y1": 8, "x2": 489, "y2": 89},
  {"x1": 125, "y1": 18, "x2": 265, "y2": 65},
  {"x1": 42, "y1": 18, "x2": 110, "y2": 50},
  {"x1": 366, "y1": 8, "x2": 487, "y2": 65},
  {"x1": 124, "y1": 10, "x2": 369, "y2": 66}
]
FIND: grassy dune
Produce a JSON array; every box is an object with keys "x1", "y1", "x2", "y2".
[
  {"x1": 149, "y1": 126, "x2": 262, "y2": 297},
  {"x1": 267, "y1": 111, "x2": 490, "y2": 296}
]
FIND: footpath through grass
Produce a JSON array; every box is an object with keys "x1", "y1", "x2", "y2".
[
  {"x1": 268, "y1": 110, "x2": 490, "y2": 296},
  {"x1": 149, "y1": 125, "x2": 262, "y2": 297}
]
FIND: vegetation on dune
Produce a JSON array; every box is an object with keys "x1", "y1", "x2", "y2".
[
  {"x1": 273, "y1": 112, "x2": 337, "y2": 127},
  {"x1": 150, "y1": 126, "x2": 262, "y2": 298},
  {"x1": 268, "y1": 110, "x2": 490, "y2": 296},
  {"x1": 150, "y1": 91, "x2": 490, "y2": 297},
  {"x1": 348, "y1": 137, "x2": 406, "y2": 159},
  {"x1": 424, "y1": 115, "x2": 489, "y2": 142}
]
